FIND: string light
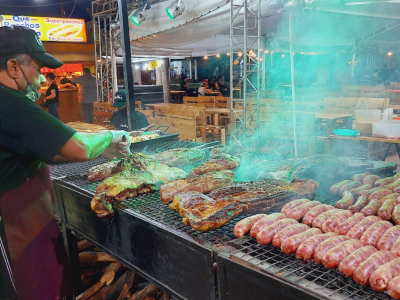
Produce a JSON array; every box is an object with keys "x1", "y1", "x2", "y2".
[
  {"x1": 216, "y1": 54, "x2": 220, "y2": 58},
  {"x1": 281, "y1": 54, "x2": 285, "y2": 58},
  {"x1": 264, "y1": 50, "x2": 269, "y2": 54},
  {"x1": 388, "y1": 51, "x2": 393, "y2": 57},
  {"x1": 238, "y1": 52, "x2": 243, "y2": 57},
  {"x1": 227, "y1": 52, "x2": 230, "y2": 56},
  {"x1": 204, "y1": 55, "x2": 208, "y2": 59}
]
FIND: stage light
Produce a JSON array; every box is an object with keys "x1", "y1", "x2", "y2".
[
  {"x1": 238, "y1": 52, "x2": 243, "y2": 57},
  {"x1": 388, "y1": 51, "x2": 393, "y2": 57},
  {"x1": 265, "y1": 50, "x2": 269, "y2": 54},
  {"x1": 131, "y1": 1, "x2": 150, "y2": 26},
  {"x1": 204, "y1": 55, "x2": 208, "y2": 60},
  {"x1": 227, "y1": 52, "x2": 230, "y2": 56},
  {"x1": 281, "y1": 54, "x2": 285, "y2": 58},
  {"x1": 166, "y1": 0, "x2": 185, "y2": 20},
  {"x1": 216, "y1": 54, "x2": 220, "y2": 58},
  {"x1": 134, "y1": 65, "x2": 140, "y2": 70}
]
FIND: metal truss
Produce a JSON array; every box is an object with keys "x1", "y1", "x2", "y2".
[{"x1": 230, "y1": 0, "x2": 262, "y2": 150}]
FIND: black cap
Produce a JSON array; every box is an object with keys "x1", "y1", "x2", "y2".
[
  {"x1": 112, "y1": 89, "x2": 126, "y2": 108},
  {"x1": 0, "y1": 26, "x2": 63, "y2": 69}
]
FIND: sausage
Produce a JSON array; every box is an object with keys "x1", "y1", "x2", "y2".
[
  {"x1": 312, "y1": 209, "x2": 339, "y2": 229},
  {"x1": 390, "y1": 236, "x2": 400, "y2": 256},
  {"x1": 281, "y1": 228, "x2": 322, "y2": 255},
  {"x1": 334, "y1": 213, "x2": 365, "y2": 235},
  {"x1": 363, "y1": 175, "x2": 381, "y2": 185},
  {"x1": 368, "y1": 188, "x2": 393, "y2": 201},
  {"x1": 353, "y1": 250, "x2": 398, "y2": 286},
  {"x1": 377, "y1": 198, "x2": 397, "y2": 221},
  {"x1": 349, "y1": 196, "x2": 369, "y2": 214},
  {"x1": 313, "y1": 235, "x2": 349, "y2": 264},
  {"x1": 359, "y1": 186, "x2": 382, "y2": 197},
  {"x1": 281, "y1": 199, "x2": 310, "y2": 215},
  {"x1": 360, "y1": 199, "x2": 381, "y2": 216},
  {"x1": 338, "y1": 246, "x2": 377, "y2": 278},
  {"x1": 360, "y1": 220, "x2": 393, "y2": 246},
  {"x1": 321, "y1": 239, "x2": 364, "y2": 269},
  {"x1": 295, "y1": 232, "x2": 337, "y2": 261},
  {"x1": 339, "y1": 181, "x2": 362, "y2": 196},
  {"x1": 378, "y1": 193, "x2": 400, "y2": 205},
  {"x1": 395, "y1": 173, "x2": 400, "y2": 180},
  {"x1": 349, "y1": 184, "x2": 372, "y2": 197},
  {"x1": 330, "y1": 180, "x2": 351, "y2": 195},
  {"x1": 352, "y1": 172, "x2": 371, "y2": 182},
  {"x1": 387, "y1": 275, "x2": 400, "y2": 299},
  {"x1": 334, "y1": 191, "x2": 355, "y2": 209},
  {"x1": 369, "y1": 257, "x2": 400, "y2": 292},
  {"x1": 374, "y1": 176, "x2": 396, "y2": 187},
  {"x1": 393, "y1": 204, "x2": 400, "y2": 225},
  {"x1": 271, "y1": 224, "x2": 309, "y2": 249},
  {"x1": 256, "y1": 218, "x2": 298, "y2": 245},
  {"x1": 383, "y1": 180, "x2": 400, "y2": 191},
  {"x1": 321, "y1": 210, "x2": 353, "y2": 233},
  {"x1": 302, "y1": 204, "x2": 335, "y2": 226},
  {"x1": 394, "y1": 185, "x2": 400, "y2": 193},
  {"x1": 233, "y1": 214, "x2": 268, "y2": 238},
  {"x1": 250, "y1": 213, "x2": 287, "y2": 238},
  {"x1": 346, "y1": 216, "x2": 381, "y2": 239},
  {"x1": 376, "y1": 225, "x2": 400, "y2": 251},
  {"x1": 285, "y1": 201, "x2": 320, "y2": 221}
]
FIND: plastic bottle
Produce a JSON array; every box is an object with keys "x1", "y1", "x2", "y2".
[{"x1": 357, "y1": 99, "x2": 368, "y2": 110}]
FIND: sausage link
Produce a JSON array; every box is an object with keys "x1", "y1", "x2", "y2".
[
  {"x1": 368, "y1": 188, "x2": 393, "y2": 201},
  {"x1": 338, "y1": 246, "x2": 377, "y2": 278},
  {"x1": 390, "y1": 236, "x2": 400, "y2": 256},
  {"x1": 353, "y1": 250, "x2": 397, "y2": 286},
  {"x1": 330, "y1": 180, "x2": 351, "y2": 195},
  {"x1": 339, "y1": 181, "x2": 362, "y2": 196},
  {"x1": 360, "y1": 199, "x2": 381, "y2": 216},
  {"x1": 349, "y1": 196, "x2": 369, "y2": 214},
  {"x1": 281, "y1": 228, "x2": 322, "y2": 255},
  {"x1": 321, "y1": 210, "x2": 353, "y2": 233},
  {"x1": 378, "y1": 193, "x2": 400, "y2": 205},
  {"x1": 321, "y1": 239, "x2": 364, "y2": 269},
  {"x1": 286, "y1": 201, "x2": 320, "y2": 221},
  {"x1": 302, "y1": 204, "x2": 335, "y2": 226},
  {"x1": 387, "y1": 275, "x2": 400, "y2": 299},
  {"x1": 359, "y1": 186, "x2": 382, "y2": 197},
  {"x1": 360, "y1": 221, "x2": 393, "y2": 246},
  {"x1": 393, "y1": 204, "x2": 400, "y2": 225},
  {"x1": 334, "y1": 213, "x2": 365, "y2": 236},
  {"x1": 369, "y1": 257, "x2": 400, "y2": 292},
  {"x1": 395, "y1": 173, "x2": 400, "y2": 180},
  {"x1": 313, "y1": 236, "x2": 349, "y2": 264},
  {"x1": 295, "y1": 232, "x2": 337, "y2": 261},
  {"x1": 349, "y1": 184, "x2": 372, "y2": 198},
  {"x1": 334, "y1": 191, "x2": 355, "y2": 209},
  {"x1": 272, "y1": 224, "x2": 309, "y2": 249},
  {"x1": 281, "y1": 199, "x2": 310, "y2": 215},
  {"x1": 376, "y1": 225, "x2": 400, "y2": 251},
  {"x1": 256, "y1": 218, "x2": 298, "y2": 245},
  {"x1": 312, "y1": 209, "x2": 339, "y2": 229},
  {"x1": 374, "y1": 176, "x2": 396, "y2": 187},
  {"x1": 352, "y1": 172, "x2": 371, "y2": 182},
  {"x1": 383, "y1": 179, "x2": 400, "y2": 191},
  {"x1": 346, "y1": 216, "x2": 381, "y2": 239},
  {"x1": 394, "y1": 186, "x2": 400, "y2": 193},
  {"x1": 233, "y1": 214, "x2": 268, "y2": 238},
  {"x1": 377, "y1": 198, "x2": 397, "y2": 221},
  {"x1": 250, "y1": 213, "x2": 287, "y2": 238},
  {"x1": 363, "y1": 175, "x2": 381, "y2": 185}
]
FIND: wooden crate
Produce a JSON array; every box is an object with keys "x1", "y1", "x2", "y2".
[
  {"x1": 93, "y1": 102, "x2": 115, "y2": 125},
  {"x1": 342, "y1": 86, "x2": 386, "y2": 98},
  {"x1": 183, "y1": 96, "x2": 215, "y2": 108}
]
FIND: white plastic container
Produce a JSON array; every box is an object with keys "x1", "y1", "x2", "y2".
[
  {"x1": 372, "y1": 121, "x2": 400, "y2": 139},
  {"x1": 355, "y1": 110, "x2": 381, "y2": 123}
]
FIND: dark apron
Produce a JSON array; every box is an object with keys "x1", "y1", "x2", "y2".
[{"x1": 0, "y1": 166, "x2": 73, "y2": 300}]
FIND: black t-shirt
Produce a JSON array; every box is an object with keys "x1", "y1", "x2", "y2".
[
  {"x1": 0, "y1": 86, "x2": 76, "y2": 193},
  {"x1": 180, "y1": 80, "x2": 187, "y2": 91},
  {"x1": 60, "y1": 78, "x2": 76, "y2": 87},
  {"x1": 110, "y1": 107, "x2": 149, "y2": 131},
  {"x1": 45, "y1": 83, "x2": 59, "y2": 104}
]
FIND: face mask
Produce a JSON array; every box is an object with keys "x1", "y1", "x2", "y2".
[{"x1": 15, "y1": 67, "x2": 44, "y2": 102}]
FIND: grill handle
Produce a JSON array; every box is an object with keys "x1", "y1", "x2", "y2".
[{"x1": 156, "y1": 125, "x2": 169, "y2": 132}]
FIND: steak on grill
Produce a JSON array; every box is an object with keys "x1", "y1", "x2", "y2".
[
  {"x1": 189, "y1": 153, "x2": 240, "y2": 177},
  {"x1": 152, "y1": 148, "x2": 206, "y2": 168},
  {"x1": 88, "y1": 159, "x2": 126, "y2": 182}
]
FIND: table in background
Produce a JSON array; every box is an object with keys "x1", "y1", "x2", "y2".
[
  {"x1": 170, "y1": 90, "x2": 186, "y2": 103},
  {"x1": 66, "y1": 121, "x2": 106, "y2": 133},
  {"x1": 314, "y1": 113, "x2": 353, "y2": 135},
  {"x1": 205, "y1": 108, "x2": 231, "y2": 126},
  {"x1": 144, "y1": 103, "x2": 171, "y2": 111}
]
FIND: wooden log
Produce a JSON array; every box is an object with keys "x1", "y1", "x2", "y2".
[
  {"x1": 128, "y1": 284, "x2": 158, "y2": 300},
  {"x1": 76, "y1": 262, "x2": 122, "y2": 300},
  {"x1": 77, "y1": 240, "x2": 94, "y2": 252},
  {"x1": 81, "y1": 266, "x2": 107, "y2": 281},
  {"x1": 90, "y1": 271, "x2": 127, "y2": 300},
  {"x1": 79, "y1": 252, "x2": 117, "y2": 266},
  {"x1": 117, "y1": 270, "x2": 137, "y2": 300}
]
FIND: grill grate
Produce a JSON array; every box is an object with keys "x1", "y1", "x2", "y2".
[{"x1": 49, "y1": 157, "x2": 108, "y2": 179}]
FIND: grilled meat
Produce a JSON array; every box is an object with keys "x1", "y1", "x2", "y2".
[
  {"x1": 152, "y1": 148, "x2": 206, "y2": 168},
  {"x1": 160, "y1": 170, "x2": 235, "y2": 204},
  {"x1": 88, "y1": 159, "x2": 126, "y2": 182},
  {"x1": 189, "y1": 153, "x2": 240, "y2": 177}
]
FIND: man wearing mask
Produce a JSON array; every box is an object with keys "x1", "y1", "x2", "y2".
[
  {"x1": 0, "y1": 26, "x2": 131, "y2": 300},
  {"x1": 72, "y1": 68, "x2": 97, "y2": 123}
]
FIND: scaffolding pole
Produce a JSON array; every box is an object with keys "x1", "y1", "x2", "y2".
[{"x1": 289, "y1": 11, "x2": 298, "y2": 157}]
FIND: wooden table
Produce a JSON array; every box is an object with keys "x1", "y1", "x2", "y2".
[
  {"x1": 314, "y1": 113, "x2": 353, "y2": 135},
  {"x1": 170, "y1": 90, "x2": 185, "y2": 103},
  {"x1": 66, "y1": 121, "x2": 106, "y2": 133},
  {"x1": 144, "y1": 103, "x2": 171, "y2": 110},
  {"x1": 206, "y1": 108, "x2": 230, "y2": 126}
]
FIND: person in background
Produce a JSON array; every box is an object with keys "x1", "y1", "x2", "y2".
[
  {"x1": 180, "y1": 76, "x2": 188, "y2": 92},
  {"x1": 0, "y1": 26, "x2": 131, "y2": 300},
  {"x1": 372, "y1": 69, "x2": 384, "y2": 86},
  {"x1": 316, "y1": 63, "x2": 329, "y2": 86},
  {"x1": 198, "y1": 82, "x2": 206, "y2": 96},
  {"x1": 72, "y1": 67, "x2": 97, "y2": 123},
  {"x1": 59, "y1": 72, "x2": 75, "y2": 88},
  {"x1": 218, "y1": 75, "x2": 226, "y2": 87},
  {"x1": 357, "y1": 71, "x2": 374, "y2": 86},
  {"x1": 108, "y1": 89, "x2": 150, "y2": 131},
  {"x1": 43, "y1": 72, "x2": 60, "y2": 119}
]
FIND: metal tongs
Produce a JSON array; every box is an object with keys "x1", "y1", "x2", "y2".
[{"x1": 129, "y1": 124, "x2": 156, "y2": 137}]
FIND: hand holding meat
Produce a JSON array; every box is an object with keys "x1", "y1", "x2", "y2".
[{"x1": 100, "y1": 130, "x2": 131, "y2": 160}]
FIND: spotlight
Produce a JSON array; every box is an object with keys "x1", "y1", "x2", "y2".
[
  {"x1": 131, "y1": 2, "x2": 151, "y2": 26},
  {"x1": 238, "y1": 52, "x2": 243, "y2": 57},
  {"x1": 204, "y1": 55, "x2": 208, "y2": 60},
  {"x1": 216, "y1": 54, "x2": 220, "y2": 58},
  {"x1": 265, "y1": 50, "x2": 269, "y2": 54},
  {"x1": 134, "y1": 65, "x2": 140, "y2": 70},
  {"x1": 281, "y1": 54, "x2": 285, "y2": 58},
  {"x1": 227, "y1": 52, "x2": 230, "y2": 56},
  {"x1": 166, "y1": 0, "x2": 185, "y2": 20},
  {"x1": 388, "y1": 51, "x2": 393, "y2": 57}
]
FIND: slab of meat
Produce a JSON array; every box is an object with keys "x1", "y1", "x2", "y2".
[
  {"x1": 363, "y1": 175, "x2": 381, "y2": 185},
  {"x1": 334, "y1": 213, "x2": 365, "y2": 236},
  {"x1": 281, "y1": 228, "x2": 321, "y2": 255},
  {"x1": 281, "y1": 199, "x2": 310, "y2": 215},
  {"x1": 152, "y1": 148, "x2": 206, "y2": 167},
  {"x1": 313, "y1": 235, "x2": 349, "y2": 264},
  {"x1": 321, "y1": 239, "x2": 364, "y2": 269},
  {"x1": 250, "y1": 213, "x2": 287, "y2": 238},
  {"x1": 374, "y1": 176, "x2": 396, "y2": 187},
  {"x1": 349, "y1": 184, "x2": 372, "y2": 198},
  {"x1": 272, "y1": 224, "x2": 309, "y2": 248},
  {"x1": 387, "y1": 275, "x2": 400, "y2": 299},
  {"x1": 312, "y1": 209, "x2": 338, "y2": 230},
  {"x1": 353, "y1": 250, "x2": 398, "y2": 286},
  {"x1": 295, "y1": 232, "x2": 337, "y2": 261},
  {"x1": 351, "y1": 172, "x2": 371, "y2": 182},
  {"x1": 233, "y1": 214, "x2": 267, "y2": 238},
  {"x1": 285, "y1": 201, "x2": 320, "y2": 221},
  {"x1": 360, "y1": 221, "x2": 393, "y2": 246},
  {"x1": 88, "y1": 159, "x2": 126, "y2": 181},
  {"x1": 346, "y1": 216, "x2": 381, "y2": 239},
  {"x1": 256, "y1": 218, "x2": 298, "y2": 245},
  {"x1": 338, "y1": 246, "x2": 377, "y2": 278},
  {"x1": 348, "y1": 196, "x2": 369, "y2": 214},
  {"x1": 334, "y1": 191, "x2": 354, "y2": 209},
  {"x1": 321, "y1": 210, "x2": 353, "y2": 233},
  {"x1": 189, "y1": 153, "x2": 240, "y2": 177},
  {"x1": 302, "y1": 205, "x2": 334, "y2": 226},
  {"x1": 160, "y1": 170, "x2": 235, "y2": 204},
  {"x1": 377, "y1": 197, "x2": 398, "y2": 221},
  {"x1": 369, "y1": 258, "x2": 400, "y2": 292},
  {"x1": 376, "y1": 225, "x2": 400, "y2": 251},
  {"x1": 330, "y1": 180, "x2": 351, "y2": 195}
]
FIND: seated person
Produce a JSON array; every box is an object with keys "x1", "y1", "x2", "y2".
[
  {"x1": 108, "y1": 90, "x2": 150, "y2": 131},
  {"x1": 59, "y1": 72, "x2": 76, "y2": 88},
  {"x1": 198, "y1": 83, "x2": 206, "y2": 96},
  {"x1": 218, "y1": 75, "x2": 226, "y2": 87},
  {"x1": 180, "y1": 77, "x2": 189, "y2": 91}
]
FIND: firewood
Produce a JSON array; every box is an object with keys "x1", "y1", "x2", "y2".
[
  {"x1": 128, "y1": 284, "x2": 158, "y2": 300},
  {"x1": 77, "y1": 240, "x2": 94, "y2": 252},
  {"x1": 76, "y1": 262, "x2": 122, "y2": 300},
  {"x1": 159, "y1": 292, "x2": 169, "y2": 300},
  {"x1": 79, "y1": 252, "x2": 117, "y2": 266},
  {"x1": 81, "y1": 266, "x2": 107, "y2": 281},
  {"x1": 90, "y1": 271, "x2": 127, "y2": 300},
  {"x1": 143, "y1": 298, "x2": 155, "y2": 300},
  {"x1": 117, "y1": 270, "x2": 137, "y2": 300}
]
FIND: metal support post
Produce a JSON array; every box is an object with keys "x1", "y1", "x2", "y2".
[{"x1": 289, "y1": 11, "x2": 298, "y2": 157}]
